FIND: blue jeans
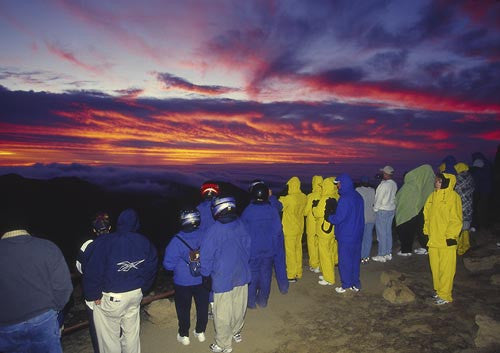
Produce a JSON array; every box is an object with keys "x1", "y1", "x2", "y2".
[
  {"x1": 0, "y1": 310, "x2": 62, "y2": 353},
  {"x1": 361, "y1": 223, "x2": 375, "y2": 259},
  {"x1": 375, "y1": 210, "x2": 395, "y2": 256}
]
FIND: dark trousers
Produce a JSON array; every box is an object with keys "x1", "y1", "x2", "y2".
[
  {"x1": 396, "y1": 211, "x2": 425, "y2": 253},
  {"x1": 248, "y1": 256, "x2": 273, "y2": 308},
  {"x1": 337, "y1": 240, "x2": 362, "y2": 289},
  {"x1": 174, "y1": 284, "x2": 209, "y2": 337},
  {"x1": 85, "y1": 305, "x2": 99, "y2": 353}
]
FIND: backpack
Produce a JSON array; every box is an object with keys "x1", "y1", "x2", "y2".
[{"x1": 175, "y1": 236, "x2": 201, "y2": 277}]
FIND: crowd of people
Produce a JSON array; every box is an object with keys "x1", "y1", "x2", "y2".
[{"x1": 1, "y1": 148, "x2": 499, "y2": 353}]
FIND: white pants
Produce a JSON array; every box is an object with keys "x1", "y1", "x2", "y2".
[
  {"x1": 93, "y1": 288, "x2": 142, "y2": 353},
  {"x1": 213, "y1": 284, "x2": 248, "y2": 350}
]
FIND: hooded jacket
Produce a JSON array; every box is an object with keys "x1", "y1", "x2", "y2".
[
  {"x1": 423, "y1": 173, "x2": 463, "y2": 248},
  {"x1": 279, "y1": 176, "x2": 307, "y2": 236},
  {"x1": 304, "y1": 175, "x2": 323, "y2": 235},
  {"x1": 163, "y1": 228, "x2": 205, "y2": 286},
  {"x1": 83, "y1": 209, "x2": 158, "y2": 301},
  {"x1": 395, "y1": 164, "x2": 435, "y2": 226},
  {"x1": 328, "y1": 174, "x2": 364, "y2": 243},
  {"x1": 312, "y1": 177, "x2": 338, "y2": 237}
]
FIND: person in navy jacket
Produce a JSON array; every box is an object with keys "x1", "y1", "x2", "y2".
[
  {"x1": 201, "y1": 196, "x2": 251, "y2": 353},
  {"x1": 83, "y1": 208, "x2": 158, "y2": 353},
  {"x1": 327, "y1": 174, "x2": 365, "y2": 293},
  {"x1": 241, "y1": 182, "x2": 288, "y2": 309},
  {"x1": 163, "y1": 208, "x2": 209, "y2": 346}
]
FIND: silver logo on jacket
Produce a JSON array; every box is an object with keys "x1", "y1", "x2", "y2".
[{"x1": 116, "y1": 259, "x2": 145, "y2": 272}]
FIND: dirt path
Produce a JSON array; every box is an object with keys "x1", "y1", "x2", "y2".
[{"x1": 62, "y1": 229, "x2": 500, "y2": 353}]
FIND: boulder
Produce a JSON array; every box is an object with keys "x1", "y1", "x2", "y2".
[
  {"x1": 382, "y1": 280, "x2": 416, "y2": 304},
  {"x1": 380, "y1": 270, "x2": 405, "y2": 286},
  {"x1": 463, "y1": 255, "x2": 500, "y2": 273},
  {"x1": 475, "y1": 314, "x2": 500, "y2": 348}
]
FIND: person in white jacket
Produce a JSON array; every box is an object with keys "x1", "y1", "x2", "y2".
[{"x1": 372, "y1": 166, "x2": 397, "y2": 262}]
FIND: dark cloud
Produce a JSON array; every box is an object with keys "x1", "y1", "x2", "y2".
[
  {"x1": 156, "y1": 72, "x2": 237, "y2": 95},
  {"x1": 368, "y1": 50, "x2": 408, "y2": 73}
]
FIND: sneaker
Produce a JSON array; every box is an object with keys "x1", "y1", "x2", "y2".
[
  {"x1": 318, "y1": 279, "x2": 333, "y2": 286},
  {"x1": 335, "y1": 287, "x2": 347, "y2": 293},
  {"x1": 318, "y1": 275, "x2": 324, "y2": 280},
  {"x1": 350, "y1": 286, "x2": 360, "y2": 292},
  {"x1": 194, "y1": 330, "x2": 206, "y2": 342},
  {"x1": 177, "y1": 333, "x2": 190, "y2": 345},
  {"x1": 432, "y1": 291, "x2": 439, "y2": 299},
  {"x1": 210, "y1": 343, "x2": 232, "y2": 353},
  {"x1": 470, "y1": 227, "x2": 476, "y2": 232},
  {"x1": 233, "y1": 333, "x2": 242, "y2": 343},
  {"x1": 309, "y1": 266, "x2": 320, "y2": 273},
  {"x1": 496, "y1": 242, "x2": 500, "y2": 248},
  {"x1": 384, "y1": 254, "x2": 392, "y2": 261},
  {"x1": 397, "y1": 251, "x2": 412, "y2": 257},
  {"x1": 288, "y1": 278, "x2": 297, "y2": 283},
  {"x1": 434, "y1": 297, "x2": 450, "y2": 305},
  {"x1": 372, "y1": 255, "x2": 386, "y2": 263}
]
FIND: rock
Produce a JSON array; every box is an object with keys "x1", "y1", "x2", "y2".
[
  {"x1": 475, "y1": 315, "x2": 500, "y2": 348},
  {"x1": 382, "y1": 280, "x2": 416, "y2": 304},
  {"x1": 463, "y1": 255, "x2": 500, "y2": 272},
  {"x1": 143, "y1": 298, "x2": 181, "y2": 327},
  {"x1": 380, "y1": 270, "x2": 405, "y2": 286},
  {"x1": 490, "y1": 273, "x2": 500, "y2": 285}
]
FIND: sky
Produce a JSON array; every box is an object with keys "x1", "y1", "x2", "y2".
[{"x1": 0, "y1": 0, "x2": 499, "y2": 171}]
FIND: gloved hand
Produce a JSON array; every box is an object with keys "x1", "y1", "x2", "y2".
[
  {"x1": 446, "y1": 239, "x2": 457, "y2": 246},
  {"x1": 278, "y1": 185, "x2": 289, "y2": 197},
  {"x1": 324, "y1": 198, "x2": 338, "y2": 219},
  {"x1": 312, "y1": 199, "x2": 319, "y2": 207}
]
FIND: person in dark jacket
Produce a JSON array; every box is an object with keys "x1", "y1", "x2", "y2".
[
  {"x1": 201, "y1": 196, "x2": 251, "y2": 353},
  {"x1": 241, "y1": 182, "x2": 288, "y2": 309},
  {"x1": 0, "y1": 206, "x2": 73, "y2": 353},
  {"x1": 83, "y1": 208, "x2": 158, "y2": 353},
  {"x1": 198, "y1": 181, "x2": 220, "y2": 231},
  {"x1": 469, "y1": 152, "x2": 493, "y2": 230},
  {"x1": 163, "y1": 208, "x2": 209, "y2": 346},
  {"x1": 327, "y1": 174, "x2": 365, "y2": 293},
  {"x1": 76, "y1": 212, "x2": 112, "y2": 353}
]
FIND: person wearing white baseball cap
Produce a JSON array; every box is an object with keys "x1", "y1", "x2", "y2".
[{"x1": 372, "y1": 166, "x2": 398, "y2": 263}]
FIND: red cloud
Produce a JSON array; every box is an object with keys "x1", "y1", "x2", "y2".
[
  {"x1": 45, "y1": 42, "x2": 102, "y2": 74},
  {"x1": 474, "y1": 130, "x2": 500, "y2": 141}
]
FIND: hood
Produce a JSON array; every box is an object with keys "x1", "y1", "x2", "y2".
[
  {"x1": 312, "y1": 175, "x2": 323, "y2": 193},
  {"x1": 403, "y1": 164, "x2": 434, "y2": 189},
  {"x1": 287, "y1": 176, "x2": 302, "y2": 194},
  {"x1": 321, "y1": 177, "x2": 335, "y2": 196},
  {"x1": 336, "y1": 173, "x2": 354, "y2": 195},
  {"x1": 439, "y1": 172, "x2": 457, "y2": 190},
  {"x1": 117, "y1": 208, "x2": 140, "y2": 232},
  {"x1": 454, "y1": 162, "x2": 469, "y2": 174}
]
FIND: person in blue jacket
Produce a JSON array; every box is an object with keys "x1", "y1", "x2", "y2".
[
  {"x1": 241, "y1": 182, "x2": 288, "y2": 309},
  {"x1": 163, "y1": 208, "x2": 209, "y2": 346},
  {"x1": 83, "y1": 208, "x2": 158, "y2": 353},
  {"x1": 327, "y1": 174, "x2": 365, "y2": 293},
  {"x1": 201, "y1": 196, "x2": 251, "y2": 353},
  {"x1": 198, "y1": 181, "x2": 220, "y2": 231}
]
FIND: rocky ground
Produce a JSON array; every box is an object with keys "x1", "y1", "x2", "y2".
[{"x1": 62, "y1": 223, "x2": 500, "y2": 353}]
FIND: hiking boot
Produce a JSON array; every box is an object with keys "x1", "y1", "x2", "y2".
[
  {"x1": 335, "y1": 287, "x2": 347, "y2": 293},
  {"x1": 177, "y1": 333, "x2": 190, "y2": 345},
  {"x1": 350, "y1": 286, "x2": 360, "y2": 292},
  {"x1": 431, "y1": 291, "x2": 439, "y2": 299},
  {"x1": 372, "y1": 255, "x2": 386, "y2": 263},
  {"x1": 194, "y1": 330, "x2": 205, "y2": 342},
  {"x1": 397, "y1": 251, "x2": 412, "y2": 257},
  {"x1": 233, "y1": 333, "x2": 242, "y2": 343},
  {"x1": 210, "y1": 343, "x2": 232, "y2": 353},
  {"x1": 309, "y1": 266, "x2": 320, "y2": 273},
  {"x1": 434, "y1": 297, "x2": 450, "y2": 305},
  {"x1": 318, "y1": 279, "x2": 333, "y2": 286}
]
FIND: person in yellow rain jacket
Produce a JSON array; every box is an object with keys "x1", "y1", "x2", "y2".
[
  {"x1": 312, "y1": 177, "x2": 339, "y2": 286},
  {"x1": 423, "y1": 172, "x2": 462, "y2": 305},
  {"x1": 279, "y1": 176, "x2": 307, "y2": 282},
  {"x1": 304, "y1": 175, "x2": 323, "y2": 274}
]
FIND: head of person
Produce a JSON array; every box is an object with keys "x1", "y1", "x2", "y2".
[
  {"x1": 379, "y1": 165, "x2": 394, "y2": 180},
  {"x1": 250, "y1": 182, "x2": 269, "y2": 203},
  {"x1": 200, "y1": 181, "x2": 220, "y2": 201},
  {"x1": 211, "y1": 196, "x2": 237, "y2": 223},
  {"x1": 0, "y1": 204, "x2": 28, "y2": 235},
  {"x1": 92, "y1": 212, "x2": 111, "y2": 236},
  {"x1": 179, "y1": 208, "x2": 201, "y2": 233},
  {"x1": 434, "y1": 173, "x2": 450, "y2": 190}
]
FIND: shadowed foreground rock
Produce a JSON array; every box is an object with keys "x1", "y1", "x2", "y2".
[
  {"x1": 381, "y1": 270, "x2": 415, "y2": 304},
  {"x1": 475, "y1": 315, "x2": 500, "y2": 348}
]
